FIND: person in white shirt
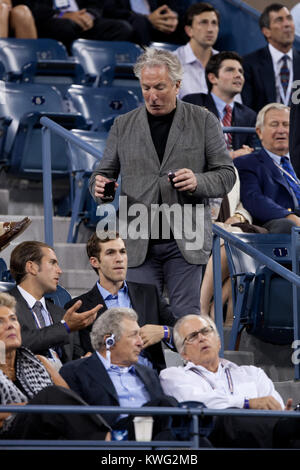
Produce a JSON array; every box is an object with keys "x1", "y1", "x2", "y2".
[
  {"x1": 159, "y1": 314, "x2": 300, "y2": 448},
  {"x1": 173, "y1": 2, "x2": 219, "y2": 99}
]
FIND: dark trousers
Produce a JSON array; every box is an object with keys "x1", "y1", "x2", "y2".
[
  {"x1": 37, "y1": 17, "x2": 134, "y2": 51},
  {"x1": 127, "y1": 240, "x2": 203, "y2": 318},
  {"x1": 2, "y1": 385, "x2": 110, "y2": 440},
  {"x1": 209, "y1": 414, "x2": 300, "y2": 449}
]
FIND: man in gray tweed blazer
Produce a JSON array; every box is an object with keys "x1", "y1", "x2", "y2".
[{"x1": 89, "y1": 48, "x2": 236, "y2": 318}]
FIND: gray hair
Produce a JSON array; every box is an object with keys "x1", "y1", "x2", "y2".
[
  {"x1": 256, "y1": 102, "x2": 290, "y2": 130},
  {"x1": 90, "y1": 307, "x2": 138, "y2": 351},
  {"x1": 174, "y1": 314, "x2": 219, "y2": 355},
  {"x1": 133, "y1": 47, "x2": 183, "y2": 83},
  {"x1": 0, "y1": 293, "x2": 16, "y2": 311}
]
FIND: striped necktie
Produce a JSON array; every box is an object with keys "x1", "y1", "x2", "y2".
[
  {"x1": 280, "y1": 55, "x2": 290, "y2": 97},
  {"x1": 32, "y1": 301, "x2": 46, "y2": 328},
  {"x1": 222, "y1": 104, "x2": 232, "y2": 149},
  {"x1": 281, "y1": 156, "x2": 300, "y2": 205}
]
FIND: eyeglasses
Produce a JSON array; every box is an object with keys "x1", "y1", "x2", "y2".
[{"x1": 183, "y1": 325, "x2": 214, "y2": 345}]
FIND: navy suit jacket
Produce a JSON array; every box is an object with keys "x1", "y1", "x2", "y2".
[
  {"x1": 182, "y1": 92, "x2": 257, "y2": 150},
  {"x1": 234, "y1": 148, "x2": 297, "y2": 225},
  {"x1": 242, "y1": 45, "x2": 300, "y2": 113},
  {"x1": 64, "y1": 281, "x2": 176, "y2": 371},
  {"x1": 60, "y1": 352, "x2": 174, "y2": 427},
  {"x1": 290, "y1": 101, "x2": 300, "y2": 179}
]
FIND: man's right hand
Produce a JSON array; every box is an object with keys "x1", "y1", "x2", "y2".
[
  {"x1": 63, "y1": 300, "x2": 102, "y2": 332},
  {"x1": 248, "y1": 396, "x2": 283, "y2": 410},
  {"x1": 94, "y1": 174, "x2": 118, "y2": 200}
]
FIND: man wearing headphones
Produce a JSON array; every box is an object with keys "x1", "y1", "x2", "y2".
[
  {"x1": 60, "y1": 307, "x2": 178, "y2": 439},
  {"x1": 64, "y1": 230, "x2": 176, "y2": 372}
]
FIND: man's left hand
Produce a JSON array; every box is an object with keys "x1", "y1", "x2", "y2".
[{"x1": 169, "y1": 168, "x2": 197, "y2": 192}]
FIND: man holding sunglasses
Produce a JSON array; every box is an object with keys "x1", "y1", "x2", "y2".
[{"x1": 159, "y1": 315, "x2": 300, "y2": 448}]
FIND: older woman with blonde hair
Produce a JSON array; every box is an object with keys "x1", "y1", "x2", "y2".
[{"x1": 0, "y1": 292, "x2": 110, "y2": 440}]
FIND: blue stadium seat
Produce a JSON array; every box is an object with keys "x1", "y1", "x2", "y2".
[
  {"x1": 71, "y1": 39, "x2": 143, "y2": 100},
  {"x1": 150, "y1": 42, "x2": 179, "y2": 51},
  {"x1": 66, "y1": 84, "x2": 140, "y2": 132},
  {"x1": 66, "y1": 129, "x2": 121, "y2": 242},
  {"x1": 0, "y1": 38, "x2": 90, "y2": 98},
  {"x1": 0, "y1": 281, "x2": 16, "y2": 292},
  {"x1": 45, "y1": 285, "x2": 72, "y2": 307},
  {"x1": 225, "y1": 233, "x2": 296, "y2": 348},
  {"x1": 0, "y1": 82, "x2": 88, "y2": 178}
]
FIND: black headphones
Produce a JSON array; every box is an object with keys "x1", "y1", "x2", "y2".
[{"x1": 105, "y1": 334, "x2": 115, "y2": 350}]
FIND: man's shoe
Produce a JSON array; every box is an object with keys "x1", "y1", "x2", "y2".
[{"x1": 0, "y1": 217, "x2": 31, "y2": 251}]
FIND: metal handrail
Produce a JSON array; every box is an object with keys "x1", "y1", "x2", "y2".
[
  {"x1": 40, "y1": 116, "x2": 102, "y2": 246},
  {"x1": 212, "y1": 224, "x2": 300, "y2": 379},
  {"x1": 1, "y1": 404, "x2": 299, "y2": 450}
]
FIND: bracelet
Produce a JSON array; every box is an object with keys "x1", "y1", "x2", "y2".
[
  {"x1": 163, "y1": 326, "x2": 169, "y2": 340},
  {"x1": 61, "y1": 319, "x2": 71, "y2": 333},
  {"x1": 243, "y1": 398, "x2": 250, "y2": 409}
]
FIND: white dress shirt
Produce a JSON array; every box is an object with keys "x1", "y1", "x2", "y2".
[
  {"x1": 268, "y1": 43, "x2": 293, "y2": 106},
  {"x1": 159, "y1": 358, "x2": 284, "y2": 409},
  {"x1": 174, "y1": 43, "x2": 218, "y2": 99}
]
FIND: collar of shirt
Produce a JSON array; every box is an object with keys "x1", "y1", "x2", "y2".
[
  {"x1": 185, "y1": 357, "x2": 237, "y2": 375},
  {"x1": 211, "y1": 93, "x2": 234, "y2": 119},
  {"x1": 96, "y1": 350, "x2": 136, "y2": 375},
  {"x1": 268, "y1": 43, "x2": 293, "y2": 71},
  {"x1": 97, "y1": 280, "x2": 129, "y2": 301},
  {"x1": 178, "y1": 42, "x2": 218, "y2": 66},
  {"x1": 264, "y1": 148, "x2": 290, "y2": 165},
  {"x1": 17, "y1": 285, "x2": 47, "y2": 311}
]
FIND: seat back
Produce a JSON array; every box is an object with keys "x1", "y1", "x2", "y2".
[
  {"x1": 225, "y1": 233, "x2": 294, "y2": 346},
  {"x1": 150, "y1": 42, "x2": 178, "y2": 51},
  {"x1": 0, "y1": 82, "x2": 87, "y2": 176},
  {"x1": 45, "y1": 285, "x2": 72, "y2": 307},
  {"x1": 0, "y1": 38, "x2": 88, "y2": 97},
  {"x1": 67, "y1": 84, "x2": 140, "y2": 131},
  {"x1": 71, "y1": 39, "x2": 143, "y2": 100}
]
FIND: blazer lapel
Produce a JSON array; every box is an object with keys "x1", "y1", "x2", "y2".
[
  {"x1": 127, "y1": 282, "x2": 146, "y2": 326},
  {"x1": 140, "y1": 106, "x2": 161, "y2": 168},
  {"x1": 258, "y1": 149, "x2": 291, "y2": 191},
  {"x1": 86, "y1": 353, "x2": 119, "y2": 402},
  {"x1": 161, "y1": 99, "x2": 185, "y2": 168},
  {"x1": 260, "y1": 47, "x2": 276, "y2": 102}
]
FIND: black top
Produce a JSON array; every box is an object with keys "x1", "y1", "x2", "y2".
[{"x1": 147, "y1": 108, "x2": 176, "y2": 163}]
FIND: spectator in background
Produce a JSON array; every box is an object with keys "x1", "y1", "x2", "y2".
[
  {"x1": 0, "y1": 1, "x2": 37, "y2": 37},
  {"x1": 242, "y1": 3, "x2": 300, "y2": 113},
  {"x1": 235, "y1": 103, "x2": 300, "y2": 233},
  {"x1": 291, "y1": 2, "x2": 300, "y2": 37},
  {"x1": 183, "y1": 51, "x2": 257, "y2": 159},
  {"x1": 103, "y1": 1, "x2": 185, "y2": 46},
  {"x1": 173, "y1": 2, "x2": 219, "y2": 99},
  {"x1": 14, "y1": 0, "x2": 134, "y2": 51},
  {"x1": 8, "y1": 241, "x2": 101, "y2": 365},
  {"x1": 64, "y1": 231, "x2": 176, "y2": 372}
]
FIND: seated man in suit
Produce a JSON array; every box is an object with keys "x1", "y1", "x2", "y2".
[
  {"x1": 60, "y1": 307, "x2": 178, "y2": 439},
  {"x1": 64, "y1": 231, "x2": 176, "y2": 371},
  {"x1": 183, "y1": 51, "x2": 257, "y2": 159},
  {"x1": 8, "y1": 241, "x2": 100, "y2": 366},
  {"x1": 242, "y1": 3, "x2": 298, "y2": 113},
  {"x1": 234, "y1": 103, "x2": 300, "y2": 233}
]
